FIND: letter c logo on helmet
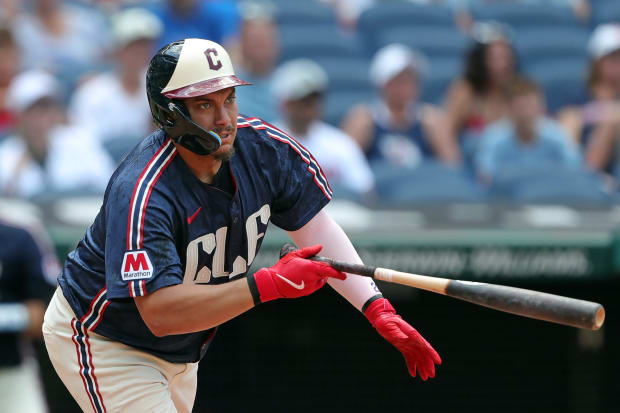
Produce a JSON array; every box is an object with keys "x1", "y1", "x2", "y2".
[
  {"x1": 146, "y1": 38, "x2": 251, "y2": 155},
  {"x1": 204, "y1": 48, "x2": 222, "y2": 71}
]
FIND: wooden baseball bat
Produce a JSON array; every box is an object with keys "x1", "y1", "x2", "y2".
[{"x1": 280, "y1": 244, "x2": 605, "y2": 330}]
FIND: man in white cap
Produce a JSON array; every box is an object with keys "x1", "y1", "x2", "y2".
[
  {"x1": 42, "y1": 38, "x2": 441, "y2": 413},
  {"x1": 69, "y1": 8, "x2": 163, "y2": 149},
  {"x1": 342, "y1": 43, "x2": 460, "y2": 168},
  {"x1": 0, "y1": 70, "x2": 114, "y2": 198},
  {"x1": 273, "y1": 58, "x2": 375, "y2": 196}
]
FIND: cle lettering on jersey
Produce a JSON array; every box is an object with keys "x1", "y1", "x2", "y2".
[{"x1": 183, "y1": 204, "x2": 270, "y2": 284}]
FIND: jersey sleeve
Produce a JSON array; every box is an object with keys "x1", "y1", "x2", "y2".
[
  {"x1": 105, "y1": 183, "x2": 183, "y2": 300},
  {"x1": 266, "y1": 126, "x2": 333, "y2": 231}
]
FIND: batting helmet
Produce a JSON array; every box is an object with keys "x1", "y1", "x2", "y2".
[{"x1": 146, "y1": 38, "x2": 251, "y2": 155}]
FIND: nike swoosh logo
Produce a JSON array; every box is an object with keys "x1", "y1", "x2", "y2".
[
  {"x1": 187, "y1": 206, "x2": 203, "y2": 225},
  {"x1": 276, "y1": 274, "x2": 305, "y2": 290}
]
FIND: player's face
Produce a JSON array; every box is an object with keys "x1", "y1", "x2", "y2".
[{"x1": 184, "y1": 87, "x2": 238, "y2": 160}]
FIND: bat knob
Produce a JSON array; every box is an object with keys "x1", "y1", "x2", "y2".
[{"x1": 279, "y1": 243, "x2": 298, "y2": 258}]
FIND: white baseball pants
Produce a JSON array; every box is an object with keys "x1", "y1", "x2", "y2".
[{"x1": 43, "y1": 287, "x2": 198, "y2": 413}]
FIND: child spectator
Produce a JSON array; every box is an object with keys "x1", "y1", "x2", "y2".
[{"x1": 476, "y1": 77, "x2": 581, "y2": 182}]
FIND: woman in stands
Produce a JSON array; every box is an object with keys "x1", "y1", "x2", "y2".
[
  {"x1": 341, "y1": 43, "x2": 459, "y2": 168},
  {"x1": 557, "y1": 23, "x2": 620, "y2": 176},
  {"x1": 443, "y1": 22, "x2": 518, "y2": 149}
]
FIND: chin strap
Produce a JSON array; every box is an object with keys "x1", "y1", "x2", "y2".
[{"x1": 164, "y1": 102, "x2": 222, "y2": 155}]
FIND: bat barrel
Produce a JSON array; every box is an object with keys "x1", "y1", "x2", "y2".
[{"x1": 445, "y1": 280, "x2": 605, "y2": 330}]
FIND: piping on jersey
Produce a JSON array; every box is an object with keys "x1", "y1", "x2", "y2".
[
  {"x1": 237, "y1": 116, "x2": 333, "y2": 200},
  {"x1": 129, "y1": 280, "x2": 147, "y2": 297},
  {"x1": 127, "y1": 139, "x2": 178, "y2": 251}
]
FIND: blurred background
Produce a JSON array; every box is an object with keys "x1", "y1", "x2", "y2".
[{"x1": 0, "y1": 0, "x2": 618, "y2": 412}]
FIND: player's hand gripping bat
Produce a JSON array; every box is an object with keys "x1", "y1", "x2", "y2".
[{"x1": 280, "y1": 244, "x2": 605, "y2": 330}]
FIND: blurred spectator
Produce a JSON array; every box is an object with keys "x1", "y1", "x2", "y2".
[
  {"x1": 0, "y1": 70, "x2": 114, "y2": 199},
  {"x1": 150, "y1": 0, "x2": 240, "y2": 50},
  {"x1": 0, "y1": 26, "x2": 20, "y2": 137},
  {"x1": 12, "y1": 0, "x2": 110, "y2": 88},
  {"x1": 234, "y1": 1, "x2": 280, "y2": 122},
  {"x1": 558, "y1": 23, "x2": 620, "y2": 175},
  {"x1": 443, "y1": 22, "x2": 517, "y2": 143},
  {"x1": 342, "y1": 43, "x2": 459, "y2": 169},
  {"x1": 476, "y1": 77, "x2": 581, "y2": 182},
  {"x1": 0, "y1": 0, "x2": 19, "y2": 24},
  {"x1": 68, "y1": 8, "x2": 161, "y2": 144},
  {"x1": 0, "y1": 212, "x2": 57, "y2": 413},
  {"x1": 272, "y1": 59, "x2": 375, "y2": 195}
]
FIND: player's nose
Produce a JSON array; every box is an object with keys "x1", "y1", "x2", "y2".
[{"x1": 213, "y1": 104, "x2": 231, "y2": 127}]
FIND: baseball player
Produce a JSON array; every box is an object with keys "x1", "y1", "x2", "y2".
[{"x1": 42, "y1": 38, "x2": 441, "y2": 413}]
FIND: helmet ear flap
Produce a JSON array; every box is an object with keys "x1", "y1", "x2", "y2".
[
  {"x1": 148, "y1": 96, "x2": 174, "y2": 128},
  {"x1": 163, "y1": 102, "x2": 222, "y2": 155}
]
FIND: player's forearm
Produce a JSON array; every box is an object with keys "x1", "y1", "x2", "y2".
[
  {"x1": 287, "y1": 210, "x2": 381, "y2": 311},
  {"x1": 135, "y1": 279, "x2": 255, "y2": 337}
]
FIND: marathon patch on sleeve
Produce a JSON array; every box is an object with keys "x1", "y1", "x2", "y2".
[{"x1": 121, "y1": 250, "x2": 154, "y2": 281}]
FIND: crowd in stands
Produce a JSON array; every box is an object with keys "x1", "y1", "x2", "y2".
[{"x1": 0, "y1": 0, "x2": 619, "y2": 207}]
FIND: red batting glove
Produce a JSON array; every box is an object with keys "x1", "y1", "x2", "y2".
[
  {"x1": 365, "y1": 298, "x2": 441, "y2": 380},
  {"x1": 249, "y1": 245, "x2": 346, "y2": 303}
]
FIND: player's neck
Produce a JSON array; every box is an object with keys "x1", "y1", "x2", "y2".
[{"x1": 174, "y1": 143, "x2": 222, "y2": 184}]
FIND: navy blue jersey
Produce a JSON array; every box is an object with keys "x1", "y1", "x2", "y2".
[
  {"x1": 0, "y1": 221, "x2": 56, "y2": 367},
  {"x1": 58, "y1": 116, "x2": 332, "y2": 363}
]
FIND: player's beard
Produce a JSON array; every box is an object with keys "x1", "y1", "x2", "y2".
[
  {"x1": 214, "y1": 146, "x2": 235, "y2": 161},
  {"x1": 212, "y1": 125, "x2": 236, "y2": 161}
]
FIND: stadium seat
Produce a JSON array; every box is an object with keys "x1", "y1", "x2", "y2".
[
  {"x1": 525, "y1": 58, "x2": 589, "y2": 113},
  {"x1": 515, "y1": 27, "x2": 589, "y2": 67},
  {"x1": 421, "y1": 56, "x2": 462, "y2": 104},
  {"x1": 422, "y1": 75, "x2": 453, "y2": 105},
  {"x1": 490, "y1": 165, "x2": 610, "y2": 205},
  {"x1": 374, "y1": 26, "x2": 468, "y2": 60},
  {"x1": 323, "y1": 90, "x2": 373, "y2": 127},
  {"x1": 357, "y1": 3, "x2": 456, "y2": 56},
  {"x1": 275, "y1": 1, "x2": 338, "y2": 27},
  {"x1": 103, "y1": 135, "x2": 142, "y2": 164},
  {"x1": 470, "y1": 3, "x2": 582, "y2": 29},
  {"x1": 278, "y1": 25, "x2": 365, "y2": 62},
  {"x1": 591, "y1": 0, "x2": 620, "y2": 26},
  {"x1": 372, "y1": 160, "x2": 486, "y2": 206},
  {"x1": 312, "y1": 56, "x2": 372, "y2": 94}
]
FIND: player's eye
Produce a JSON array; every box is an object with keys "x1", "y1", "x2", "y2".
[
  {"x1": 225, "y1": 96, "x2": 236, "y2": 104},
  {"x1": 199, "y1": 103, "x2": 211, "y2": 110}
]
